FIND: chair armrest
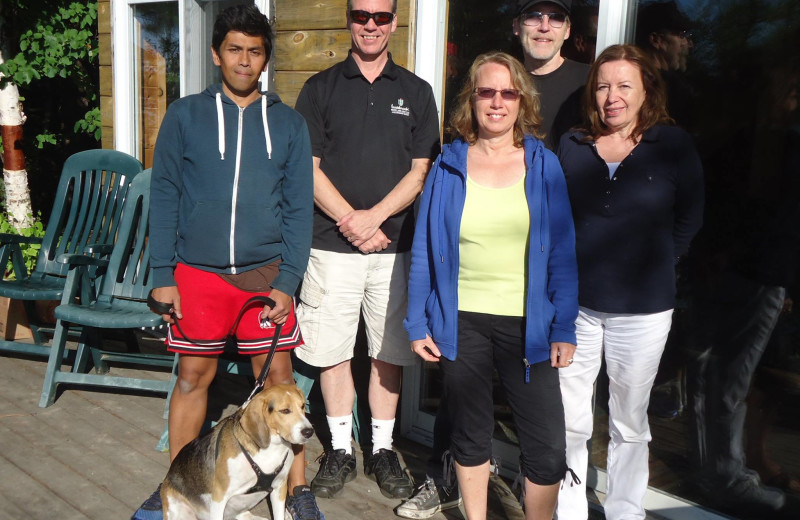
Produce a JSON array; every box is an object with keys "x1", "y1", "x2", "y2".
[
  {"x1": 83, "y1": 243, "x2": 113, "y2": 256},
  {"x1": 57, "y1": 253, "x2": 110, "y2": 269},
  {"x1": 57, "y1": 254, "x2": 110, "y2": 306},
  {"x1": 0, "y1": 233, "x2": 44, "y2": 246}
]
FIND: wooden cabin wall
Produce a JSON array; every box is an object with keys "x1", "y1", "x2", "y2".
[
  {"x1": 273, "y1": 0, "x2": 416, "y2": 108},
  {"x1": 97, "y1": 1, "x2": 418, "y2": 151},
  {"x1": 99, "y1": 0, "x2": 113, "y2": 149}
]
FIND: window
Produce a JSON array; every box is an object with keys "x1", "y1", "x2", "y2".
[
  {"x1": 113, "y1": 0, "x2": 269, "y2": 165},
  {"x1": 132, "y1": 2, "x2": 180, "y2": 166},
  {"x1": 407, "y1": 2, "x2": 800, "y2": 518}
]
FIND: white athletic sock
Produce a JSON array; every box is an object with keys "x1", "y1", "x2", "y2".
[
  {"x1": 326, "y1": 414, "x2": 353, "y2": 455},
  {"x1": 371, "y1": 417, "x2": 395, "y2": 454}
]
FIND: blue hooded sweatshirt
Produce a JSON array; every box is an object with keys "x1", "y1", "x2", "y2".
[
  {"x1": 404, "y1": 136, "x2": 578, "y2": 368},
  {"x1": 149, "y1": 84, "x2": 313, "y2": 296}
]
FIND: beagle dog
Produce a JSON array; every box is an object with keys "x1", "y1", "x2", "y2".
[{"x1": 161, "y1": 383, "x2": 313, "y2": 520}]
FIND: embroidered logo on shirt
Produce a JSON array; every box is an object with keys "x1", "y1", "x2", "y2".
[{"x1": 391, "y1": 98, "x2": 410, "y2": 116}]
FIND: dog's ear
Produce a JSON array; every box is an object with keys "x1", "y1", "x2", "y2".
[{"x1": 241, "y1": 396, "x2": 272, "y2": 448}]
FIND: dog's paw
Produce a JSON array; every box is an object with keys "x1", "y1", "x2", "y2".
[{"x1": 234, "y1": 513, "x2": 268, "y2": 520}]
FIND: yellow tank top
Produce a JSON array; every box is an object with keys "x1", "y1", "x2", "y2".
[{"x1": 458, "y1": 172, "x2": 529, "y2": 317}]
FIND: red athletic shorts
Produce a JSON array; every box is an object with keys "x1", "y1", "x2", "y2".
[{"x1": 165, "y1": 263, "x2": 303, "y2": 355}]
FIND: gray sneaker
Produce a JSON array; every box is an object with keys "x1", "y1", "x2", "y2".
[{"x1": 394, "y1": 477, "x2": 462, "y2": 519}]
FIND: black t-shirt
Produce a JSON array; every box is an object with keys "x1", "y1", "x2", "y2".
[
  {"x1": 295, "y1": 53, "x2": 441, "y2": 253},
  {"x1": 532, "y1": 59, "x2": 590, "y2": 150}
]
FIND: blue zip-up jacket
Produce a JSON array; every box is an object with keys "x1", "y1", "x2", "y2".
[
  {"x1": 150, "y1": 84, "x2": 313, "y2": 296},
  {"x1": 405, "y1": 136, "x2": 578, "y2": 365}
]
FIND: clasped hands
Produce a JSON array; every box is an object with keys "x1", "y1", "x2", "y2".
[{"x1": 337, "y1": 208, "x2": 391, "y2": 254}]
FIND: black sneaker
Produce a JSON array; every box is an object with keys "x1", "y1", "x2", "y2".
[
  {"x1": 311, "y1": 449, "x2": 357, "y2": 498},
  {"x1": 723, "y1": 472, "x2": 786, "y2": 514},
  {"x1": 698, "y1": 471, "x2": 785, "y2": 516},
  {"x1": 365, "y1": 448, "x2": 414, "y2": 499},
  {"x1": 395, "y1": 477, "x2": 462, "y2": 519},
  {"x1": 286, "y1": 485, "x2": 326, "y2": 519},
  {"x1": 130, "y1": 484, "x2": 163, "y2": 520}
]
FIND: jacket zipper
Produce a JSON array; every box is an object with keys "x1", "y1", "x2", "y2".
[{"x1": 229, "y1": 106, "x2": 245, "y2": 272}]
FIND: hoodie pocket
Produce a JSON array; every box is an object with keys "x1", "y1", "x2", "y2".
[
  {"x1": 233, "y1": 204, "x2": 282, "y2": 265},
  {"x1": 179, "y1": 200, "x2": 232, "y2": 267},
  {"x1": 542, "y1": 299, "x2": 556, "y2": 328}
]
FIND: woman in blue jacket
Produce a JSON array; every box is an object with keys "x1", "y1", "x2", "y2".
[{"x1": 405, "y1": 51, "x2": 579, "y2": 520}]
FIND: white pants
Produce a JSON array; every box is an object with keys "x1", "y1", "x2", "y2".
[{"x1": 556, "y1": 307, "x2": 673, "y2": 520}]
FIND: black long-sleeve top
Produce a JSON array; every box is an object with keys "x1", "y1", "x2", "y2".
[{"x1": 557, "y1": 125, "x2": 704, "y2": 314}]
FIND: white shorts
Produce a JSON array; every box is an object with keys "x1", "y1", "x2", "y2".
[{"x1": 295, "y1": 248, "x2": 416, "y2": 367}]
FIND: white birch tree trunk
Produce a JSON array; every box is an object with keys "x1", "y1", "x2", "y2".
[{"x1": 0, "y1": 48, "x2": 33, "y2": 230}]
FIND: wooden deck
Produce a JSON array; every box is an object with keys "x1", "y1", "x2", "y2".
[{"x1": 0, "y1": 350, "x2": 538, "y2": 520}]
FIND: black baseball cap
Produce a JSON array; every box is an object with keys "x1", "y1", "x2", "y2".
[
  {"x1": 636, "y1": 1, "x2": 693, "y2": 41},
  {"x1": 517, "y1": 0, "x2": 572, "y2": 16}
]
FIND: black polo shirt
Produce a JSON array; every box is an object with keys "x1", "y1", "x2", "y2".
[{"x1": 295, "y1": 52, "x2": 441, "y2": 253}]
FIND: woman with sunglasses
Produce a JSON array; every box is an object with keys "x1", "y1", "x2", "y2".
[
  {"x1": 555, "y1": 44, "x2": 703, "y2": 520},
  {"x1": 405, "y1": 51, "x2": 578, "y2": 520}
]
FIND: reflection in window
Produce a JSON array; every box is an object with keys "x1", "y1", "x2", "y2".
[
  {"x1": 133, "y1": 2, "x2": 179, "y2": 168},
  {"x1": 634, "y1": 1, "x2": 800, "y2": 517}
]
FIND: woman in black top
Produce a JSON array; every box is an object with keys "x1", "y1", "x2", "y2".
[{"x1": 555, "y1": 44, "x2": 704, "y2": 520}]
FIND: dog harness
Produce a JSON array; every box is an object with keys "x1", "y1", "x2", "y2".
[{"x1": 236, "y1": 438, "x2": 288, "y2": 495}]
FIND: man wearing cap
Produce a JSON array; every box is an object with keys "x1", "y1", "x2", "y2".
[
  {"x1": 636, "y1": 0, "x2": 695, "y2": 129},
  {"x1": 514, "y1": 0, "x2": 590, "y2": 150}
]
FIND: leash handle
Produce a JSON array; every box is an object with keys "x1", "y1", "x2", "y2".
[
  {"x1": 147, "y1": 292, "x2": 173, "y2": 315},
  {"x1": 246, "y1": 296, "x2": 282, "y2": 403},
  {"x1": 147, "y1": 292, "x2": 277, "y2": 347}
]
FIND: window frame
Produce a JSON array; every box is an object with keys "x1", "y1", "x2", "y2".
[{"x1": 112, "y1": 0, "x2": 273, "y2": 157}]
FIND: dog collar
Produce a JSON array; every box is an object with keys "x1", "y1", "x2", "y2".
[{"x1": 236, "y1": 438, "x2": 288, "y2": 495}]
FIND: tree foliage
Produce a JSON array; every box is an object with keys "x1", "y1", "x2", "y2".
[
  {"x1": 0, "y1": 0, "x2": 100, "y2": 218},
  {"x1": 0, "y1": 1, "x2": 100, "y2": 145}
]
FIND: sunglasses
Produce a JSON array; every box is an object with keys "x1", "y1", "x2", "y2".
[
  {"x1": 349, "y1": 10, "x2": 395, "y2": 26},
  {"x1": 520, "y1": 11, "x2": 568, "y2": 28},
  {"x1": 474, "y1": 87, "x2": 521, "y2": 101}
]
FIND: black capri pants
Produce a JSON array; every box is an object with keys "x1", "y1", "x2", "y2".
[{"x1": 439, "y1": 311, "x2": 568, "y2": 485}]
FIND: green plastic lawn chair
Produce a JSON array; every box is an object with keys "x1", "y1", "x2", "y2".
[
  {"x1": 0, "y1": 149, "x2": 143, "y2": 357},
  {"x1": 39, "y1": 169, "x2": 172, "y2": 407}
]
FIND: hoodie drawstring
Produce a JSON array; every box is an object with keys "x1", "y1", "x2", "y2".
[
  {"x1": 216, "y1": 93, "x2": 225, "y2": 160},
  {"x1": 215, "y1": 92, "x2": 273, "y2": 160},
  {"x1": 261, "y1": 95, "x2": 272, "y2": 159}
]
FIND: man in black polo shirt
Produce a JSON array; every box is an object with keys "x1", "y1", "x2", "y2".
[{"x1": 294, "y1": 0, "x2": 440, "y2": 502}]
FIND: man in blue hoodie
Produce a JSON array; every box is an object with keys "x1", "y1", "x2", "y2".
[{"x1": 134, "y1": 5, "x2": 323, "y2": 520}]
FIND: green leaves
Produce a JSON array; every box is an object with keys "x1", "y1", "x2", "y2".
[
  {"x1": 0, "y1": 2, "x2": 99, "y2": 146},
  {"x1": 0, "y1": 212, "x2": 45, "y2": 278},
  {"x1": 34, "y1": 132, "x2": 58, "y2": 149},
  {"x1": 73, "y1": 108, "x2": 102, "y2": 141},
  {"x1": 1, "y1": 3, "x2": 98, "y2": 87}
]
